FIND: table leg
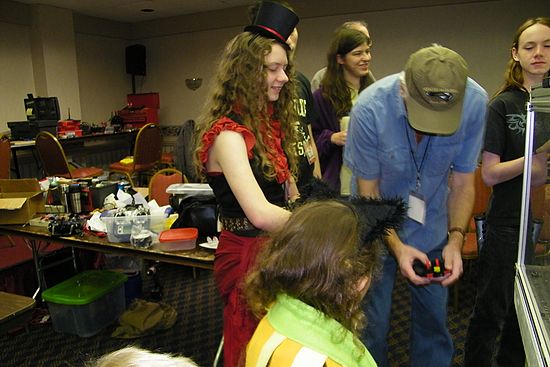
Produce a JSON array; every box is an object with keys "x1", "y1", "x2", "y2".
[
  {"x1": 26, "y1": 238, "x2": 43, "y2": 300},
  {"x1": 25, "y1": 240, "x2": 78, "y2": 300},
  {"x1": 11, "y1": 148, "x2": 22, "y2": 178}
]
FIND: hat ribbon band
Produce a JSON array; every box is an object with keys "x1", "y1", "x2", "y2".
[{"x1": 256, "y1": 25, "x2": 286, "y2": 43}]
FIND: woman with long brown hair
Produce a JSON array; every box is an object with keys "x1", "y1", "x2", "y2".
[
  {"x1": 312, "y1": 27, "x2": 372, "y2": 195},
  {"x1": 245, "y1": 198, "x2": 404, "y2": 367},
  {"x1": 194, "y1": 2, "x2": 300, "y2": 366}
]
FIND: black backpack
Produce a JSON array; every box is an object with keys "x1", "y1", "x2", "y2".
[{"x1": 171, "y1": 194, "x2": 219, "y2": 240}]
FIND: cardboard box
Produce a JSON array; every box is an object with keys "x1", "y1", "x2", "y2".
[{"x1": 0, "y1": 179, "x2": 45, "y2": 224}]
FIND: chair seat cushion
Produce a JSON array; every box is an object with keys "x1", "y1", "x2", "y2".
[
  {"x1": 71, "y1": 167, "x2": 104, "y2": 179},
  {"x1": 110, "y1": 161, "x2": 156, "y2": 173},
  {"x1": 462, "y1": 232, "x2": 478, "y2": 258},
  {"x1": 535, "y1": 242, "x2": 548, "y2": 256}
]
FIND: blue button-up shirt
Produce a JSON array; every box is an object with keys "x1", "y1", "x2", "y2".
[{"x1": 345, "y1": 73, "x2": 488, "y2": 252}]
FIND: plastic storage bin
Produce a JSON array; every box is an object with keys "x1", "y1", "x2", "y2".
[
  {"x1": 100, "y1": 211, "x2": 167, "y2": 243},
  {"x1": 166, "y1": 183, "x2": 214, "y2": 207},
  {"x1": 41, "y1": 270, "x2": 127, "y2": 337},
  {"x1": 166, "y1": 183, "x2": 213, "y2": 196},
  {"x1": 157, "y1": 228, "x2": 198, "y2": 251}
]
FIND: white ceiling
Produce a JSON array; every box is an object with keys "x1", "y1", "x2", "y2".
[{"x1": 13, "y1": 0, "x2": 258, "y2": 23}]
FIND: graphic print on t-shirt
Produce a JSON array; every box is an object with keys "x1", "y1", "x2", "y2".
[{"x1": 505, "y1": 113, "x2": 525, "y2": 135}]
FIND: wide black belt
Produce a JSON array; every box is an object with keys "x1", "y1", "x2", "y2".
[{"x1": 220, "y1": 217, "x2": 261, "y2": 237}]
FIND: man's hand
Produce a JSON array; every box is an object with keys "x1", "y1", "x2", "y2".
[
  {"x1": 394, "y1": 244, "x2": 432, "y2": 286},
  {"x1": 440, "y1": 240, "x2": 464, "y2": 287}
]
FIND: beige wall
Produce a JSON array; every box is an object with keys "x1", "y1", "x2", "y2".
[
  {"x1": 139, "y1": 0, "x2": 548, "y2": 125},
  {"x1": 0, "y1": 21, "x2": 35, "y2": 129},
  {"x1": 0, "y1": 0, "x2": 548, "y2": 133},
  {"x1": 75, "y1": 33, "x2": 128, "y2": 124},
  {"x1": 137, "y1": 27, "x2": 241, "y2": 126},
  {"x1": 30, "y1": 5, "x2": 81, "y2": 120}
]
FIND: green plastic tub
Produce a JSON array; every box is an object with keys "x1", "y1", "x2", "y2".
[{"x1": 42, "y1": 270, "x2": 127, "y2": 337}]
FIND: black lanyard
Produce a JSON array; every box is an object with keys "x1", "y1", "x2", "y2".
[{"x1": 405, "y1": 129, "x2": 431, "y2": 191}]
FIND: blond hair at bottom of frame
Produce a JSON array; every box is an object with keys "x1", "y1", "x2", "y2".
[{"x1": 88, "y1": 346, "x2": 199, "y2": 367}]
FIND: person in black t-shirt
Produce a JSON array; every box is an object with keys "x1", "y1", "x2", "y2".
[
  {"x1": 287, "y1": 29, "x2": 322, "y2": 191},
  {"x1": 464, "y1": 17, "x2": 550, "y2": 367}
]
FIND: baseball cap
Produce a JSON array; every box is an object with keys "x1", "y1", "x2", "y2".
[
  {"x1": 244, "y1": 1, "x2": 299, "y2": 49},
  {"x1": 404, "y1": 45, "x2": 468, "y2": 135}
]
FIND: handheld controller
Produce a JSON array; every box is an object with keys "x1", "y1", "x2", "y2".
[{"x1": 412, "y1": 258, "x2": 449, "y2": 278}]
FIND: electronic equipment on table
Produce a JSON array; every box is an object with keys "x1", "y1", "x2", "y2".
[{"x1": 116, "y1": 93, "x2": 160, "y2": 130}]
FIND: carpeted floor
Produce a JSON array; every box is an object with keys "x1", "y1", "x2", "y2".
[
  {"x1": 0, "y1": 259, "x2": 477, "y2": 367},
  {"x1": 387, "y1": 260, "x2": 477, "y2": 367}
]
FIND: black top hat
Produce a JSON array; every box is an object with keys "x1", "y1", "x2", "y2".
[{"x1": 244, "y1": 1, "x2": 299, "y2": 48}]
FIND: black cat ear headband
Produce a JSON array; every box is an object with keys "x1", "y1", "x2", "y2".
[
  {"x1": 296, "y1": 178, "x2": 406, "y2": 244},
  {"x1": 346, "y1": 196, "x2": 406, "y2": 244}
]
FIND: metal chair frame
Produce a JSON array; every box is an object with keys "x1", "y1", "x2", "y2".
[
  {"x1": 35, "y1": 131, "x2": 73, "y2": 178},
  {"x1": 109, "y1": 123, "x2": 162, "y2": 187},
  {"x1": 35, "y1": 131, "x2": 103, "y2": 179}
]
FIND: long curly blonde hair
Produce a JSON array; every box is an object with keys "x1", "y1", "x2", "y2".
[{"x1": 194, "y1": 32, "x2": 299, "y2": 181}]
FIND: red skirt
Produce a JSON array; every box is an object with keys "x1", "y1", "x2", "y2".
[{"x1": 214, "y1": 230, "x2": 266, "y2": 367}]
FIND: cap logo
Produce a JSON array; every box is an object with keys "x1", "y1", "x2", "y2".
[{"x1": 424, "y1": 90, "x2": 456, "y2": 104}]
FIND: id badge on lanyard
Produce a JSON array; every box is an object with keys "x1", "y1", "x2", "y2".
[
  {"x1": 406, "y1": 132, "x2": 430, "y2": 225},
  {"x1": 408, "y1": 191, "x2": 426, "y2": 225}
]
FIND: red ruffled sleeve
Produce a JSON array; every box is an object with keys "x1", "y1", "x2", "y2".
[
  {"x1": 199, "y1": 115, "x2": 290, "y2": 184},
  {"x1": 198, "y1": 117, "x2": 256, "y2": 165}
]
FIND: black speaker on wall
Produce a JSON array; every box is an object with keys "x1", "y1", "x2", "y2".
[{"x1": 126, "y1": 44, "x2": 146, "y2": 76}]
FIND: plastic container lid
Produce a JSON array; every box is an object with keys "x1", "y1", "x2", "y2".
[
  {"x1": 166, "y1": 183, "x2": 213, "y2": 196},
  {"x1": 159, "y1": 228, "x2": 198, "y2": 242},
  {"x1": 42, "y1": 270, "x2": 127, "y2": 305}
]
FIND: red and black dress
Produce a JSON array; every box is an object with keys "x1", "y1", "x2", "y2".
[{"x1": 198, "y1": 112, "x2": 291, "y2": 367}]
